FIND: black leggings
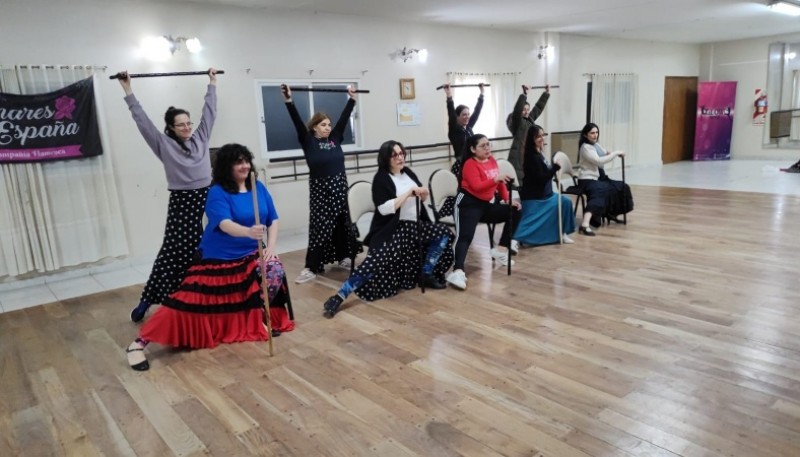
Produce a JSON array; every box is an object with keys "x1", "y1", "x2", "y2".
[{"x1": 452, "y1": 191, "x2": 521, "y2": 271}]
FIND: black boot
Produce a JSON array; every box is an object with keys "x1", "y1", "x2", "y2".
[
  {"x1": 420, "y1": 274, "x2": 447, "y2": 290},
  {"x1": 323, "y1": 295, "x2": 344, "y2": 318}
]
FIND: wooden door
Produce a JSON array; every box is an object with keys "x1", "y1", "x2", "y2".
[{"x1": 662, "y1": 76, "x2": 698, "y2": 164}]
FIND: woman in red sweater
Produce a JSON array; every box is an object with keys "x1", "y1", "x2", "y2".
[{"x1": 446, "y1": 134, "x2": 521, "y2": 290}]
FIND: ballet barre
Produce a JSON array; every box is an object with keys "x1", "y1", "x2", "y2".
[
  {"x1": 528, "y1": 85, "x2": 560, "y2": 89},
  {"x1": 109, "y1": 70, "x2": 224, "y2": 80}
]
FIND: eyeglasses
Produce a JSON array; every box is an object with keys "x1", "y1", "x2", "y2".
[
  {"x1": 391, "y1": 151, "x2": 406, "y2": 159},
  {"x1": 174, "y1": 122, "x2": 194, "y2": 128}
]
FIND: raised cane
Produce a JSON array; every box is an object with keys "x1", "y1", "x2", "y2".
[
  {"x1": 250, "y1": 172, "x2": 274, "y2": 356},
  {"x1": 110, "y1": 70, "x2": 225, "y2": 79}
]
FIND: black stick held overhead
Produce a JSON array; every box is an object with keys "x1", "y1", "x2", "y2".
[
  {"x1": 435, "y1": 83, "x2": 491, "y2": 90},
  {"x1": 529, "y1": 85, "x2": 560, "y2": 89},
  {"x1": 110, "y1": 70, "x2": 225, "y2": 80},
  {"x1": 288, "y1": 87, "x2": 370, "y2": 93}
]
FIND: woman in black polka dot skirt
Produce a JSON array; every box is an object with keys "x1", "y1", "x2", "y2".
[
  {"x1": 118, "y1": 68, "x2": 218, "y2": 323},
  {"x1": 281, "y1": 84, "x2": 361, "y2": 284},
  {"x1": 322, "y1": 140, "x2": 454, "y2": 318}
]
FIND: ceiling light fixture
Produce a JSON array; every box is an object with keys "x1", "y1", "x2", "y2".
[
  {"x1": 768, "y1": 0, "x2": 800, "y2": 16},
  {"x1": 397, "y1": 47, "x2": 428, "y2": 63},
  {"x1": 141, "y1": 35, "x2": 203, "y2": 61}
]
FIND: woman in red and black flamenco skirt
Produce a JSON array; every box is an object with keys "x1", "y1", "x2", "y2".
[{"x1": 125, "y1": 143, "x2": 294, "y2": 370}]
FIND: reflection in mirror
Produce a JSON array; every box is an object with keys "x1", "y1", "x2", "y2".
[{"x1": 766, "y1": 41, "x2": 800, "y2": 147}]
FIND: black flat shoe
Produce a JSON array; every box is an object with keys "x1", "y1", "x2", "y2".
[
  {"x1": 323, "y1": 295, "x2": 344, "y2": 318},
  {"x1": 420, "y1": 274, "x2": 447, "y2": 290},
  {"x1": 126, "y1": 346, "x2": 150, "y2": 371},
  {"x1": 271, "y1": 329, "x2": 281, "y2": 337},
  {"x1": 579, "y1": 226, "x2": 596, "y2": 236}
]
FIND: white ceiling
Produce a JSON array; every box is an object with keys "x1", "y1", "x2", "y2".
[{"x1": 166, "y1": 0, "x2": 800, "y2": 44}]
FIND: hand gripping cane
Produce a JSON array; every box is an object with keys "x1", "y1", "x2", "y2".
[{"x1": 250, "y1": 172, "x2": 274, "y2": 356}]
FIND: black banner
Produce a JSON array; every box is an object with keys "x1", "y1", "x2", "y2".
[{"x1": 0, "y1": 77, "x2": 102, "y2": 163}]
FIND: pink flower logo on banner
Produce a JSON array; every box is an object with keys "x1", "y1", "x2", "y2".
[{"x1": 54, "y1": 96, "x2": 76, "y2": 120}]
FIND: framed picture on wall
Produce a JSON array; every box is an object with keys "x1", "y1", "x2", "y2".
[{"x1": 400, "y1": 78, "x2": 415, "y2": 100}]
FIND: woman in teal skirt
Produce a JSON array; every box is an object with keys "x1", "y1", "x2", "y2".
[{"x1": 514, "y1": 125, "x2": 576, "y2": 245}]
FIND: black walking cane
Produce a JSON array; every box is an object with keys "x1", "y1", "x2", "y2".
[
  {"x1": 435, "y1": 83, "x2": 491, "y2": 90},
  {"x1": 506, "y1": 178, "x2": 515, "y2": 276},
  {"x1": 289, "y1": 87, "x2": 371, "y2": 94},
  {"x1": 415, "y1": 193, "x2": 425, "y2": 294},
  {"x1": 621, "y1": 156, "x2": 628, "y2": 225}
]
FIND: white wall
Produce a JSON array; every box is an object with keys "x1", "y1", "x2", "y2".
[
  {"x1": 702, "y1": 32, "x2": 800, "y2": 161},
  {"x1": 3, "y1": 0, "x2": 548, "y2": 263},
  {"x1": 3, "y1": 0, "x2": 703, "y2": 273},
  {"x1": 544, "y1": 34, "x2": 700, "y2": 167}
]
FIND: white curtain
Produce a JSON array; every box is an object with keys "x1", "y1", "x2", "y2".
[
  {"x1": 0, "y1": 65, "x2": 129, "y2": 278},
  {"x1": 448, "y1": 72, "x2": 520, "y2": 138},
  {"x1": 590, "y1": 73, "x2": 638, "y2": 168}
]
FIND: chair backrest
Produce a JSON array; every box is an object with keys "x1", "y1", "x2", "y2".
[
  {"x1": 495, "y1": 158, "x2": 519, "y2": 200},
  {"x1": 428, "y1": 168, "x2": 458, "y2": 214},
  {"x1": 347, "y1": 181, "x2": 374, "y2": 229}
]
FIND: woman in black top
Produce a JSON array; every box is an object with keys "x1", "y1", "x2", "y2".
[
  {"x1": 514, "y1": 125, "x2": 576, "y2": 246},
  {"x1": 321, "y1": 141, "x2": 454, "y2": 318},
  {"x1": 281, "y1": 84, "x2": 359, "y2": 283},
  {"x1": 444, "y1": 83, "x2": 485, "y2": 178}
]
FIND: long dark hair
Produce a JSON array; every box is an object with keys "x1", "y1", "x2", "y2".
[
  {"x1": 212, "y1": 143, "x2": 257, "y2": 194},
  {"x1": 164, "y1": 106, "x2": 191, "y2": 153},
  {"x1": 377, "y1": 140, "x2": 406, "y2": 173},
  {"x1": 520, "y1": 124, "x2": 544, "y2": 168},
  {"x1": 578, "y1": 122, "x2": 599, "y2": 151}
]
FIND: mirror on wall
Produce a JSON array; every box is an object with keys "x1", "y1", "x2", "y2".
[{"x1": 765, "y1": 41, "x2": 800, "y2": 148}]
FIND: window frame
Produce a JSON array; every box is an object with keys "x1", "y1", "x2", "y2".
[{"x1": 254, "y1": 78, "x2": 363, "y2": 159}]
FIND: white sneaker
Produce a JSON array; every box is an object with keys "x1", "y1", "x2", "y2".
[
  {"x1": 490, "y1": 248, "x2": 515, "y2": 266},
  {"x1": 446, "y1": 270, "x2": 467, "y2": 290},
  {"x1": 294, "y1": 268, "x2": 317, "y2": 284},
  {"x1": 337, "y1": 258, "x2": 352, "y2": 270},
  {"x1": 510, "y1": 240, "x2": 519, "y2": 255},
  {"x1": 562, "y1": 235, "x2": 575, "y2": 244}
]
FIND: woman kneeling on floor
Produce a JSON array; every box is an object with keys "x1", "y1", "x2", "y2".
[
  {"x1": 322, "y1": 140, "x2": 454, "y2": 318},
  {"x1": 126, "y1": 143, "x2": 294, "y2": 371}
]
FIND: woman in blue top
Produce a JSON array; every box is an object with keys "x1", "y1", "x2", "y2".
[
  {"x1": 125, "y1": 143, "x2": 294, "y2": 371},
  {"x1": 281, "y1": 84, "x2": 359, "y2": 284}
]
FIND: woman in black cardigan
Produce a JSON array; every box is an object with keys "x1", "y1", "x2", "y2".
[{"x1": 322, "y1": 140, "x2": 454, "y2": 318}]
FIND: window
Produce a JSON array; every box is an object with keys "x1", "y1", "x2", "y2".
[{"x1": 256, "y1": 80, "x2": 360, "y2": 157}]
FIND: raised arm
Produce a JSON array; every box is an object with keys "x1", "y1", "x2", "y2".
[
  {"x1": 281, "y1": 84, "x2": 308, "y2": 145},
  {"x1": 467, "y1": 84, "x2": 485, "y2": 129},
  {"x1": 331, "y1": 87, "x2": 356, "y2": 142},
  {"x1": 192, "y1": 67, "x2": 218, "y2": 144},
  {"x1": 118, "y1": 70, "x2": 163, "y2": 158},
  {"x1": 445, "y1": 84, "x2": 458, "y2": 129},
  {"x1": 529, "y1": 85, "x2": 550, "y2": 122}
]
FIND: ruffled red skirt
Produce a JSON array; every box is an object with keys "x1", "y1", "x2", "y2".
[{"x1": 140, "y1": 253, "x2": 294, "y2": 349}]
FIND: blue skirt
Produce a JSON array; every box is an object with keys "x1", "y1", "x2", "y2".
[{"x1": 514, "y1": 194, "x2": 576, "y2": 246}]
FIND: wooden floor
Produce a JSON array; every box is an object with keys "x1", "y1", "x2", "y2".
[{"x1": 2, "y1": 185, "x2": 800, "y2": 457}]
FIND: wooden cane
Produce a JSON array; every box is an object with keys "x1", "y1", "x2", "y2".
[
  {"x1": 507, "y1": 179, "x2": 514, "y2": 276},
  {"x1": 435, "y1": 83, "x2": 491, "y2": 90},
  {"x1": 289, "y1": 87, "x2": 370, "y2": 94},
  {"x1": 556, "y1": 170, "x2": 563, "y2": 244},
  {"x1": 415, "y1": 193, "x2": 425, "y2": 294},
  {"x1": 250, "y1": 172, "x2": 274, "y2": 357},
  {"x1": 109, "y1": 70, "x2": 224, "y2": 80}
]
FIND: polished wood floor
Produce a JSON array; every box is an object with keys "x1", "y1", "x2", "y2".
[{"x1": 2, "y1": 185, "x2": 800, "y2": 457}]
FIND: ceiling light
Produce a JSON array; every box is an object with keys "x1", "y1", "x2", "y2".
[
  {"x1": 396, "y1": 47, "x2": 428, "y2": 63},
  {"x1": 768, "y1": 1, "x2": 800, "y2": 16}
]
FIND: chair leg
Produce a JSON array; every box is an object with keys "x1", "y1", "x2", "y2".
[{"x1": 487, "y1": 224, "x2": 495, "y2": 249}]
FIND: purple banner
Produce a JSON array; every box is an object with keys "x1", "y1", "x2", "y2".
[
  {"x1": 693, "y1": 81, "x2": 737, "y2": 161},
  {"x1": 0, "y1": 77, "x2": 102, "y2": 164}
]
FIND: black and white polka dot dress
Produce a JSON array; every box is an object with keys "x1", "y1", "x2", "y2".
[
  {"x1": 140, "y1": 187, "x2": 208, "y2": 304},
  {"x1": 354, "y1": 220, "x2": 454, "y2": 302},
  {"x1": 306, "y1": 171, "x2": 359, "y2": 272}
]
